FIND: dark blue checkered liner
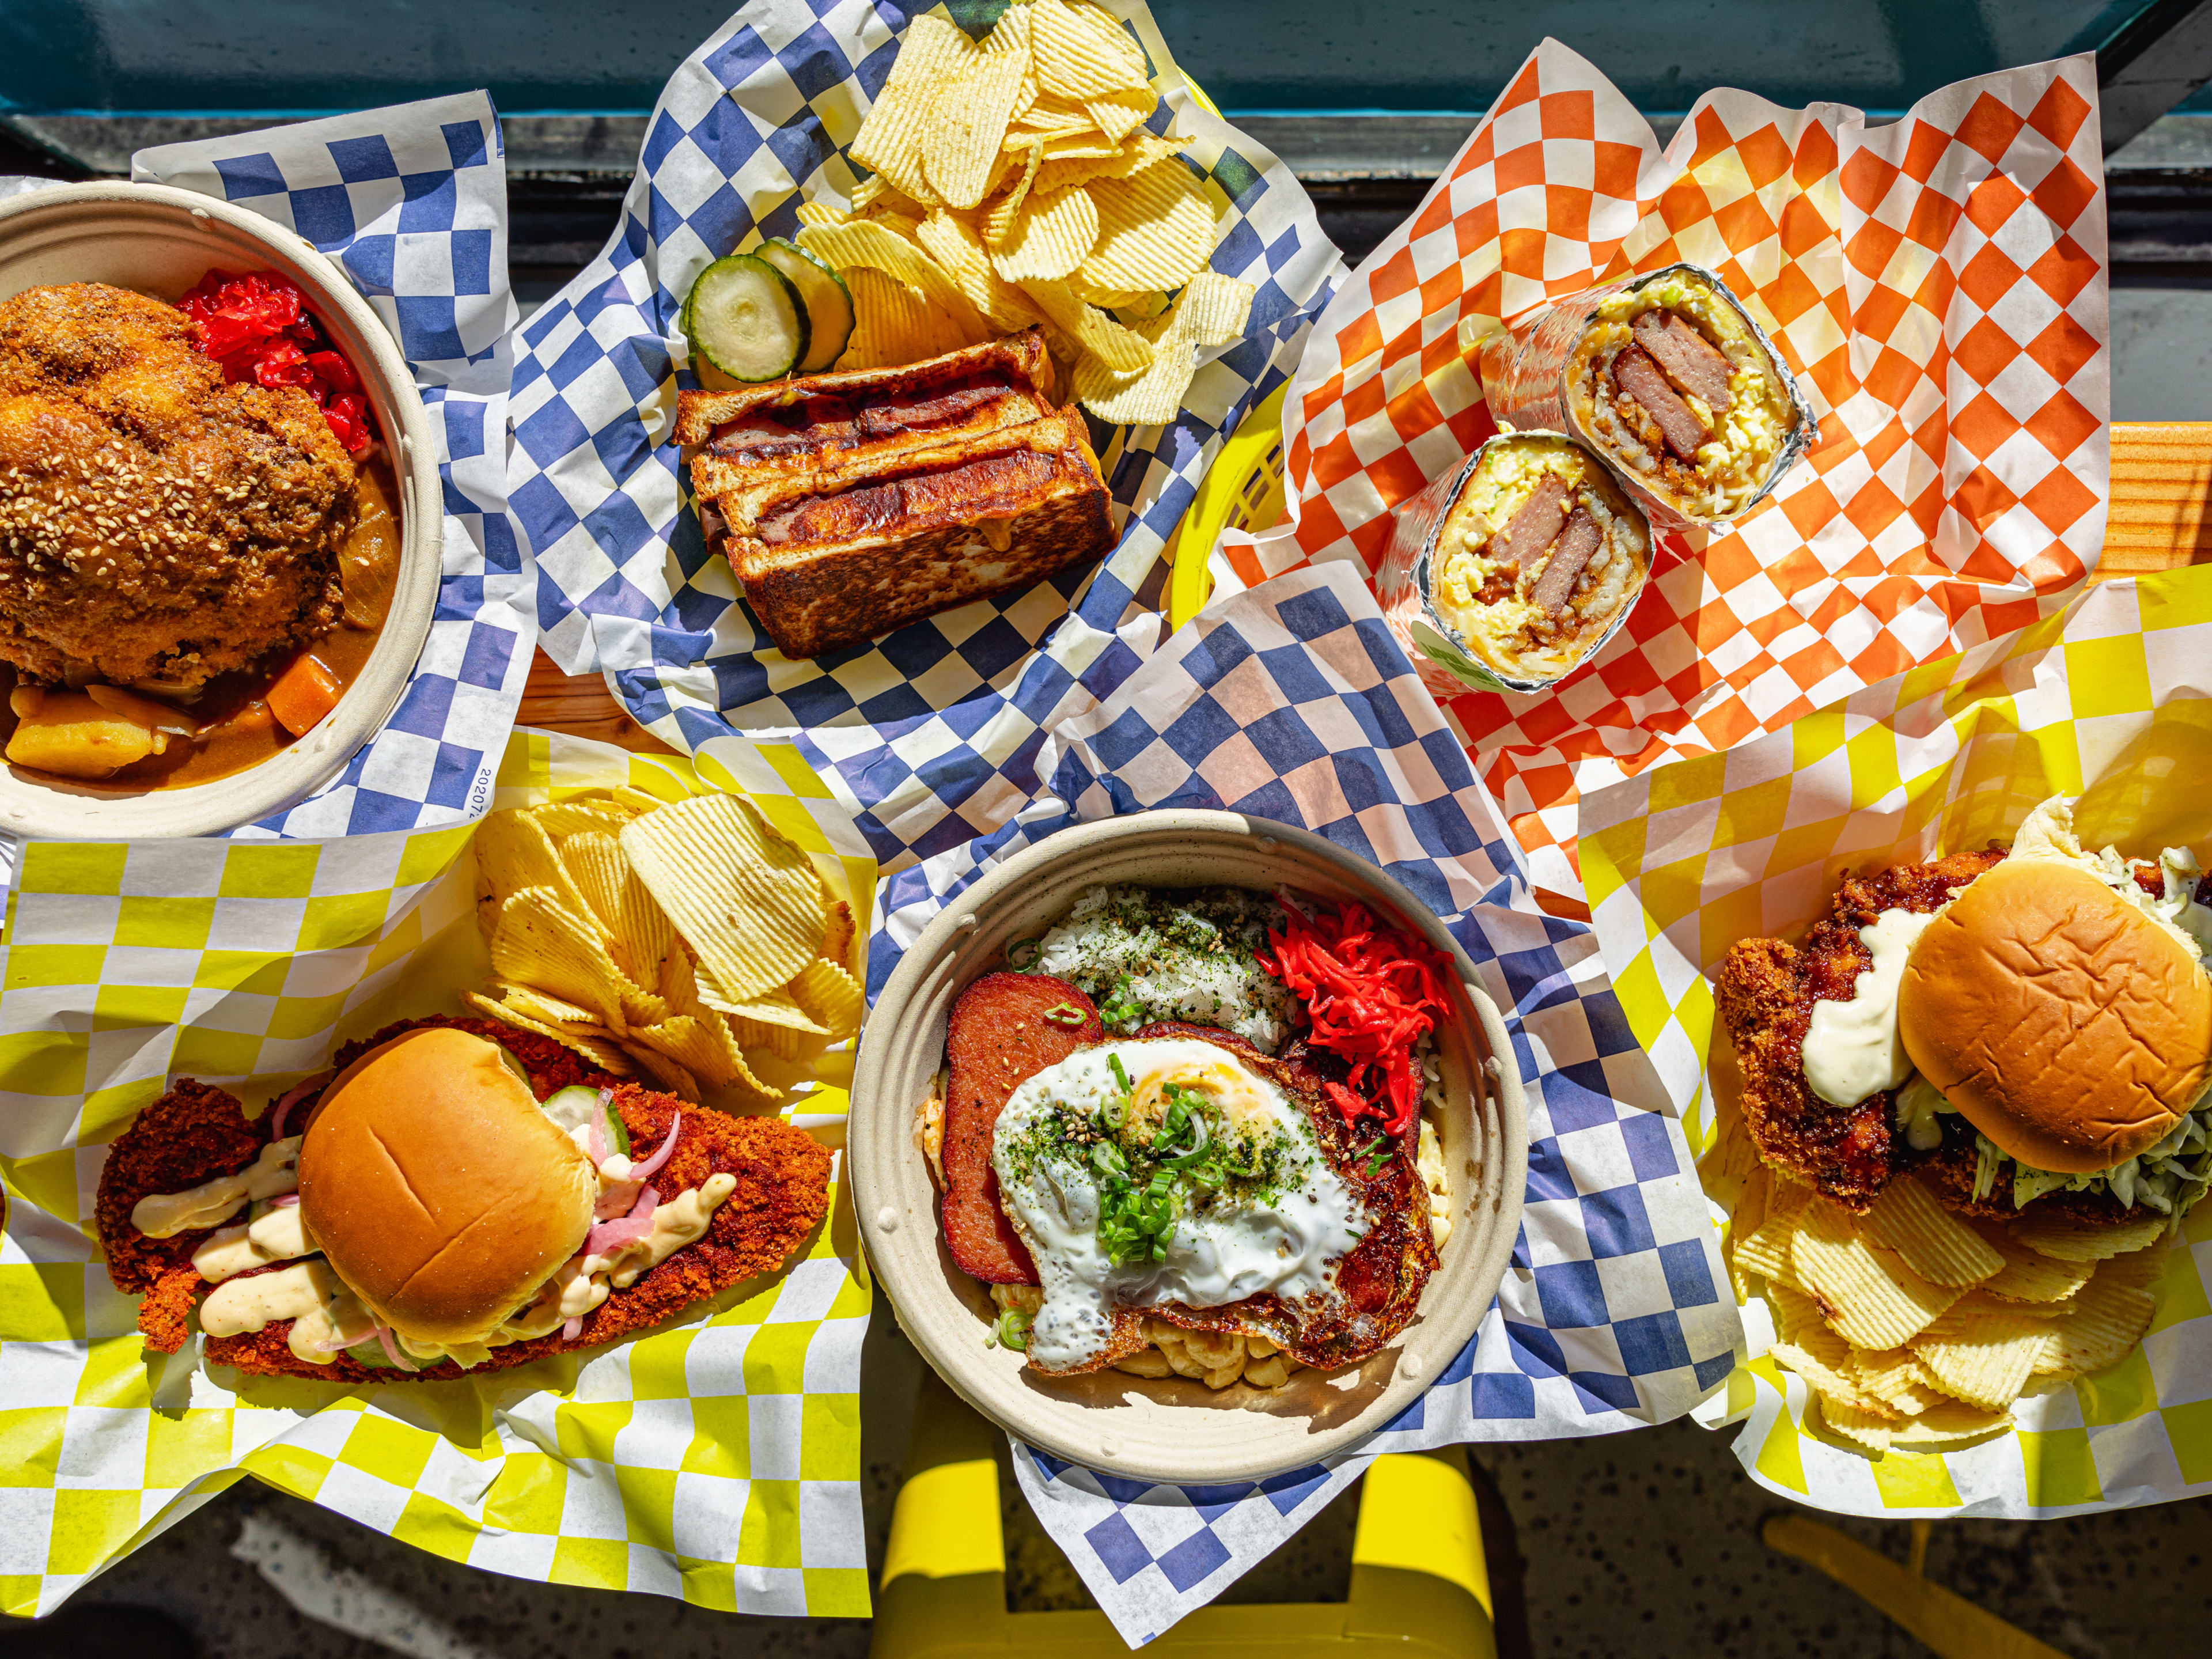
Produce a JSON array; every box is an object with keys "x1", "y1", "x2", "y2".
[
  {"x1": 131, "y1": 94, "x2": 532, "y2": 837},
  {"x1": 866, "y1": 566, "x2": 1744, "y2": 1645},
  {"x1": 506, "y1": 0, "x2": 1342, "y2": 836}
]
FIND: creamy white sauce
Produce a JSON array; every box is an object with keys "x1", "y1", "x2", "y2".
[
  {"x1": 200, "y1": 1257, "x2": 336, "y2": 1338},
  {"x1": 131, "y1": 1136, "x2": 300, "y2": 1237},
  {"x1": 991, "y1": 1039, "x2": 1369, "y2": 1373},
  {"x1": 288, "y1": 1288, "x2": 381, "y2": 1365},
  {"x1": 1802, "y1": 908, "x2": 1941, "y2": 1107},
  {"x1": 191, "y1": 1201, "x2": 315, "y2": 1283}
]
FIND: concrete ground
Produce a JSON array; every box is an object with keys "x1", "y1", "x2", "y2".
[
  {"x1": 8, "y1": 1308, "x2": 2211, "y2": 1659},
  {"x1": 2111, "y1": 283, "x2": 2212, "y2": 422}
]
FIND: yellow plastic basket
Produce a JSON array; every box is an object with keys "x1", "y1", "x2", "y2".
[{"x1": 1161, "y1": 380, "x2": 1289, "y2": 626}]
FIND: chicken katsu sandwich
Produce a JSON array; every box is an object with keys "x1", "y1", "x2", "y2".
[
  {"x1": 1719, "y1": 796, "x2": 2212, "y2": 1233},
  {"x1": 97, "y1": 1018, "x2": 832, "y2": 1380}
]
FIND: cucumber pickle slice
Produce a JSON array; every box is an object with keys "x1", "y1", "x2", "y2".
[
  {"x1": 756, "y1": 238, "x2": 855, "y2": 373},
  {"x1": 685, "y1": 253, "x2": 807, "y2": 383}
]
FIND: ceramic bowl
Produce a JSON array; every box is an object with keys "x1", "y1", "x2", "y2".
[
  {"x1": 850, "y1": 809, "x2": 1528, "y2": 1483},
  {"x1": 0, "y1": 180, "x2": 440, "y2": 838}
]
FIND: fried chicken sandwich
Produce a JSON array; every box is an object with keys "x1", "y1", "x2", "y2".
[
  {"x1": 97, "y1": 1017, "x2": 832, "y2": 1381},
  {"x1": 1719, "y1": 796, "x2": 2212, "y2": 1232}
]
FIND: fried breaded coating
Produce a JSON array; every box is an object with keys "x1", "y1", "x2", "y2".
[
  {"x1": 328, "y1": 1014, "x2": 609, "y2": 1102},
  {"x1": 0, "y1": 282, "x2": 355, "y2": 689},
  {"x1": 1716, "y1": 849, "x2": 2005, "y2": 1211},
  {"x1": 137, "y1": 1265, "x2": 210, "y2": 1354},
  {"x1": 94, "y1": 1076, "x2": 264, "y2": 1294},
  {"x1": 204, "y1": 1082, "x2": 834, "y2": 1383}
]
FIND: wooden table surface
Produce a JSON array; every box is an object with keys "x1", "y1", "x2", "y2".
[{"x1": 516, "y1": 422, "x2": 2212, "y2": 748}]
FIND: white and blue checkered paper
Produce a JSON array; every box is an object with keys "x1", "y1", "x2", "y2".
[
  {"x1": 129, "y1": 93, "x2": 533, "y2": 837},
  {"x1": 857, "y1": 563, "x2": 1744, "y2": 1645},
  {"x1": 506, "y1": 0, "x2": 1343, "y2": 826}
]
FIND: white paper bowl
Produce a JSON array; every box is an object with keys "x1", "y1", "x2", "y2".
[
  {"x1": 850, "y1": 810, "x2": 1528, "y2": 1484},
  {"x1": 0, "y1": 180, "x2": 441, "y2": 839}
]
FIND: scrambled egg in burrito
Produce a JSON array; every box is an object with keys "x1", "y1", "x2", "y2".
[
  {"x1": 1431, "y1": 434, "x2": 1650, "y2": 684},
  {"x1": 1567, "y1": 270, "x2": 1795, "y2": 522}
]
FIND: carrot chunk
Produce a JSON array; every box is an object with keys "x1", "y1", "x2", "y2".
[{"x1": 267, "y1": 652, "x2": 342, "y2": 737}]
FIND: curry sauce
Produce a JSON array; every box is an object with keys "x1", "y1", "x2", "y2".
[{"x1": 0, "y1": 454, "x2": 402, "y2": 792}]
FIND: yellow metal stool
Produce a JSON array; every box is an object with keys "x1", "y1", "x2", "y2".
[{"x1": 870, "y1": 1369, "x2": 1497, "y2": 1659}]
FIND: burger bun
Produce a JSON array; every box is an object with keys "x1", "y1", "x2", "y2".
[
  {"x1": 297, "y1": 1026, "x2": 598, "y2": 1344},
  {"x1": 1899, "y1": 859, "x2": 2212, "y2": 1176}
]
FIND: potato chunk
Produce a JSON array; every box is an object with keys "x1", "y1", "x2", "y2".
[{"x1": 6, "y1": 690, "x2": 166, "y2": 777}]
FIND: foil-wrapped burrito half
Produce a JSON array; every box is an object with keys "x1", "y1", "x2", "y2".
[
  {"x1": 1475, "y1": 263, "x2": 1814, "y2": 531},
  {"x1": 1377, "y1": 431, "x2": 1652, "y2": 696}
]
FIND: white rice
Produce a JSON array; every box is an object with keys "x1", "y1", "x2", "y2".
[{"x1": 1022, "y1": 884, "x2": 1294, "y2": 1051}]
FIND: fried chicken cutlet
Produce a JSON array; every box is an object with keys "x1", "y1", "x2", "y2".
[
  {"x1": 0, "y1": 282, "x2": 355, "y2": 689},
  {"x1": 96, "y1": 1017, "x2": 832, "y2": 1377},
  {"x1": 1715, "y1": 849, "x2": 2005, "y2": 1210}
]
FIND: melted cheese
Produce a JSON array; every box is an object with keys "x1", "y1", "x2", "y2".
[{"x1": 131, "y1": 1136, "x2": 300, "y2": 1237}]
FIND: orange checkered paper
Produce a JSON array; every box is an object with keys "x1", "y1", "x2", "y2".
[{"x1": 1217, "y1": 40, "x2": 2108, "y2": 902}]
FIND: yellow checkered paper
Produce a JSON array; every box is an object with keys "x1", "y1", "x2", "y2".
[
  {"x1": 0, "y1": 729, "x2": 875, "y2": 1618},
  {"x1": 1582, "y1": 565, "x2": 2212, "y2": 1518}
]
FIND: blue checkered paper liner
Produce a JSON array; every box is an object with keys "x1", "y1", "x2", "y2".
[
  {"x1": 857, "y1": 564, "x2": 1743, "y2": 1645},
  {"x1": 128, "y1": 93, "x2": 533, "y2": 837},
  {"x1": 505, "y1": 0, "x2": 1342, "y2": 804}
]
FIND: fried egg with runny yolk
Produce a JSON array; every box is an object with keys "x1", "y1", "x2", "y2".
[{"x1": 990, "y1": 1037, "x2": 1369, "y2": 1373}]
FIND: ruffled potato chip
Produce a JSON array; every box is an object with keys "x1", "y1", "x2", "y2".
[
  {"x1": 849, "y1": 13, "x2": 972, "y2": 206},
  {"x1": 1030, "y1": 0, "x2": 1150, "y2": 100},
  {"x1": 1078, "y1": 162, "x2": 1213, "y2": 292},
  {"x1": 790, "y1": 959, "x2": 866, "y2": 1044},
  {"x1": 1862, "y1": 1178, "x2": 2003, "y2": 1286},
  {"x1": 991, "y1": 185, "x2": 1101, "y2": 282},
  {"x1": 619, "y1": 796, "x2": 826, "y2": 999},
  {"x1": 1791, "y1": 1198, "x2": 1964, "y2": 1350},
  {"x1": 924, "y1": 49, "x2": 1031, "y2": 209},
  {"x1": 1908, "y1": 1303, "x2": 2048, "y2": 1410}
]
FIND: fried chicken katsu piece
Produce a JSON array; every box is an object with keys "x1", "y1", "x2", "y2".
[
  {"x1": 94, "y1": 1077, "x2": 264, "y2": 1295},
  {"x1": 0, "y1": 282, "x2": 355, "y2": 689},
  {"x1": 1716, "y1": 848, "x2": 2006, "y2": 1211},
  {"x1": 204, "y1": 1082, "x2": 833, "y2": 1382},
  {"x1": 97, "y1": 1014, "x2": 831, "y2": 1380}
]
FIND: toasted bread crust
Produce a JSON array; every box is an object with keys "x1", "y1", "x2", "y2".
[
  {"x1": 726, "y1": 410, "x2": 1113, "y2": 657},
  {"x1": 672, "y1": 329, "x2": 1052, "y2": 446}
]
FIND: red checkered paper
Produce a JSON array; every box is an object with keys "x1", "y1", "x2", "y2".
[{"x1": 1217, "y1": 41, "x2": 2108, "y2": 902}]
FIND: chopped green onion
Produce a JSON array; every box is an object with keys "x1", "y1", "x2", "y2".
[
  {"x1": 1164, "y1": 1113, "x2": 1214, "y2": 1169},
  {"x1": 997, "y1": 1309, "x2": 1031, "y2": 1351},
  {"x1": 1092, "y1": 1141, "x2": 1127, "y2": 1180},
  {"x1": 1041, "y1": 1001, "x2": 1086, "y2": 1028},
  {"x1": 1108, "y1": 1054, "x2": 1132, "y2": 1093},
  {"x1": 1007, "y1": 936, "x2": 1043, "y2": 968},
  {"x1": 1101, "y1": 1093, "x2": 1127, "y2": 1130}
]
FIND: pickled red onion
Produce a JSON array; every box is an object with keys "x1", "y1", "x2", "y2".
[
  {"x1": 268, "y1": 1074, "x2": 326, "y2": 1141},
  {"x1": 561, "y1": 1316, "x2": 583, "y2": 1342},
  {"x1": 376, "y1": 1325, "x2": 419, "y2": 1373},
  {"x1": 584, "y1": 1185, "x2": 660, "y2": 1256},
  {"x1": 626, "y1": 1112, "x2": 681, "y2": 1182},
  {"x1": 586, "y1": 1111, "x2": 608, "y2": 1168},
  {"x1": 267, "y1": 1194, "x2": 300, "y2": 1208}
]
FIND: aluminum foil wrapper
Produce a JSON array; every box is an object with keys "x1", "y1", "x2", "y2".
[
  {"x1": 1470, "y1": 262, "x2": 1816, "y2": 535},
  {"x1": 1376, "y1": 431, "x2": 1650, "y2": 698}
]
